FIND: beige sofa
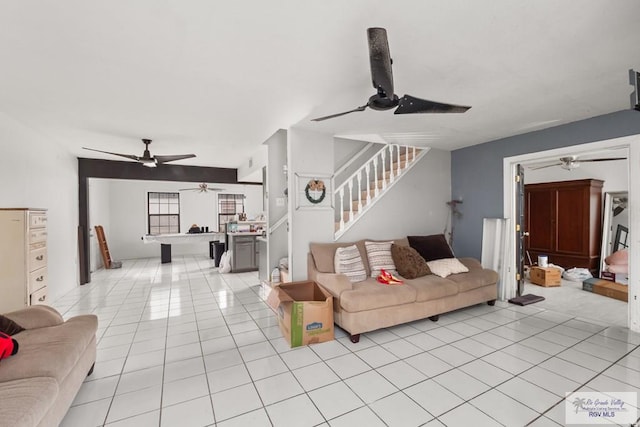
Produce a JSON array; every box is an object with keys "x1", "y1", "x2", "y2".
[
  {"x1": 308, "y1": 238, "x2": 498, "y2": 342},
  {"x1": 0, "y1": 305, "x2": 98, "y2": 427}
]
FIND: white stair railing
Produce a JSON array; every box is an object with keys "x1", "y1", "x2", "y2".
[{"x1": 334, "y1": 144, "x2": 429, "y2": 239}]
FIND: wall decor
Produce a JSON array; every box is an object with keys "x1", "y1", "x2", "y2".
[{"x1": 295, "y1": 173, "x2": 333, "y2": 210}]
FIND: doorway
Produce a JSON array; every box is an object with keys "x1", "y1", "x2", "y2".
[{"x1": 503, "y1": 136, "x2": 639, "y2": 332}]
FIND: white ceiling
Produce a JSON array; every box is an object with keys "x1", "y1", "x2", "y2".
[{"x1": 1, "y1": 1, "x2": 639, "y2": 170}]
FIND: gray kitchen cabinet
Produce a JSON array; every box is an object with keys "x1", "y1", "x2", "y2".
[{"x1": 230, "y1": 234, "x2": 258, "y2": 272}]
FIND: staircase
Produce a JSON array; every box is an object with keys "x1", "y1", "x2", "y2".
[{"x1": 334, "y1": 144, "x2": 429, "y2": 239}]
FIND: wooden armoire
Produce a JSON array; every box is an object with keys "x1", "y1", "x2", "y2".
[{"x1": 525, "y1": 179, "x2": 603, "y2": 274}]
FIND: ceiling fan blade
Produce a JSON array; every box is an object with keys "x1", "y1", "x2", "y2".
[
  {"x1": 577, "y1": 157, "x2": 627, "y2": 163},
  {"x1": 394, "y1": 95, "x2": 472, "y2": 115},
  {"x1": 311, "y1": 104, "x2": 368, "y2": 121},
  {"x1": 82, "y1": 147, "x2": 140, "y2": 162},
  {"x1": 367, "y1": 27, "x2": 394, "y2": 98},
  {"x1": 529, "y1": 162, "x2": 563, "y2": 170},
  {"x1": 154, "y1": 154, "x2": 196, "y2": 164}
]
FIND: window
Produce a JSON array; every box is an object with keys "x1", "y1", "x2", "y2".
[
  {"x1": 218, "y1": 193, "x2": 245, "y2": 231},
  {"x1": 148, "y1": 192, "x2": 180, "y2": 235}
]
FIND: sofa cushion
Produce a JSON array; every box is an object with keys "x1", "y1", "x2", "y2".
[
  {"x1": 0, "y1": 315, "x2": 25, "y2": 335},
  {"x1": 446, "y1": 268, "x2": 500, "y2": 292},
  {"x1": 403, "y1": 275, "x2": 459, "y2": 301},
  {"x1": 339, "y1": 278, "x2": 417, "y2": 312},
  {"x1": 0, "y1": 377, "x2": 58, "y2": 427},
  {"x1": 334, "y1": 245, "x2": 367, "y2": 283},
  {"x1": 0, "y1": 314, "x2": 97, "y2": 384},
  {"x1": 365, "y1": 241, "x2": 398, "y2": 277},
  {"x1": 391, "y1": 244, "x2": 431, "y2": 279},
  {"x1": 407, "y1": 234, "x2": 454, "y2": 261},
  {"x1": 427, "y1": 258, "x2": 469, "y2": 278}
]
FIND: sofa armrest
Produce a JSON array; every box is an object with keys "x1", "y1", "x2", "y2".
[
  {"x1": 313, "y1": 272, "x2": 354, "y2": 297},
  {"x1": 458, "y1": 257, "x2": 483, "y2": 271},
  {"x1": 4, "y1": 305, "x2": 64, "y2": 330},
  {"x1": 308, "y1": 252, "x2": 353, "y2": 297}
]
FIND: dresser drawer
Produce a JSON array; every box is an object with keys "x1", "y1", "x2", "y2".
[
  {"x1": 30, "y1": 286, "x2": 48, "y2": 306},
  {"x1": 29, "y1": 212, "x2": 47, "y2": 229},
  {"x1": 29, "y1": 228, "x2": 47, "y2": 244},
  {"x1": 29, "y1": 246, "x2": 47, "y2": 271},
  {"x1": 29, "y1": 267, "x2": 47, "y2": 294}
]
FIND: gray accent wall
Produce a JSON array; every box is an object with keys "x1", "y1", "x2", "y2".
[{"x1": 451, "y1": 110, "x2": 640, "y2": 259}]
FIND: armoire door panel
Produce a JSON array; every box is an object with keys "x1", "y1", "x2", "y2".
[
  {"x1": 556, "y1": 187, "x2": 586, "y2": 254},
  {"x1": 525, "y1": 190, "x2": 554, "y2": 252}
]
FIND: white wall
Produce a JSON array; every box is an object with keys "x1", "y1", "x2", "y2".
[
  {"x1": 339, "y1": 148, "x2": 452, "y2": 242},
  {"x1": 102, "y1": 179, "x2": 263, "y2": 260},
  {"x1": 288, "y1": 128, "x2": 335, "y2": 280},
  {"x1": 0, "y1": 113, "x2": 79, "y2": 301}
]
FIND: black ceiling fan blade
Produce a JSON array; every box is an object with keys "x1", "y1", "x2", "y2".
[
  {"x1": 578, "y1": 157, "x2": 627, "y2": 163},
  {"x1": 394, "y1": 95, "x2": 472, "y2": 115},
  {"x1": 82, "y1": 147, "x2": 140, "y2": 162},
  {"x1": 311, "y1": 105, "x2": 368, "y2": 121},
  {"x1": 154, "y1": 154, "x2": 196, "y2": 164},
  {"x1": 367, "y1": 27, "x2": 394, "y2": 98}
]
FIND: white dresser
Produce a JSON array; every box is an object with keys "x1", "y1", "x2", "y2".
[{"x1": 0, "y1": 208, "x2": 48, "y2": 313}]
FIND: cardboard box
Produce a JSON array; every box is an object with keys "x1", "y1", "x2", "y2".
[
  {"x1": 583, "y1": 278, "x2": 628, "y2": 302},
  {"x1": 529, "y1": 266, "x2": 561, "y2": 287},
  {"x1": 601, "y1": 271, "x2": 628, "y2": 285},
  {"x1": 266, "y1": 281, "x2": 334, "y2": 348}
]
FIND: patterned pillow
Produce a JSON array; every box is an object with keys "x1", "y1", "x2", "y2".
[
  {"x1": 334, "y1": 245, "x2": 367, "y2": 283},
  {"x1": 427, "y1": 258, "x2": 469, "y2": 278},
  {"x1": 365, "y1": 241, "x2": 397, "y2": 277},
  {"x1": 391, "y1": 244, "x2": 431, "y2": 279}
]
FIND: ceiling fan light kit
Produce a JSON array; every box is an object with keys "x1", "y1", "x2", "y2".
[
  {"x1": 83, "y1": 139, "x2": 196, "y2": 166},
  {"x1": 311, "y1": 27, "x2": 471, "y2": 122}
]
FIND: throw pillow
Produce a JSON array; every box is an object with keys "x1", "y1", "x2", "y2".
[
  {"x1": 427, "y1": 258, "x2": 469, "y2": 278},
  {"x1": 365, "y1": 241, "x2": 397, "y2": 277},
  {"x1": 0, "y1": 315, "x2": 25, "y2": 336},
  {"x1": 334, "y1": 245, "x2": 367, "y2": 283},
  {"x1": 407, "y1": 234, "x2": 454, "y2": 262},
  {"x1": 391, "y1": 244, "x2": 431, "y2": 279}
]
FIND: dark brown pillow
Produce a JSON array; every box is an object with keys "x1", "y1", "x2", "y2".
[
  {"x1": 391, "y1": 244, "x2": 431, "y2": 279},
  {"x1": 0, "y1": 315, "x2": 25, "y2": 335},
  {"x1": 407, "y1": 234, "x2": 454, "y2": 262}
]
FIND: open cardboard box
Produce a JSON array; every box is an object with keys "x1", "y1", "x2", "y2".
[{"x1": 266, "y1": 280, "x2": 334, "y2": 348}]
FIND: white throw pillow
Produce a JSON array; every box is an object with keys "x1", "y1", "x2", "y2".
[
  {"x1": 364, "y1": 241, "x2": 398, "y2": 277},
  {"x1": 334, "y1": 245, "x2": 367, "y2": 283},
  {"x1": 427, "y1": 258, "x2": 469, "y2": 278}
]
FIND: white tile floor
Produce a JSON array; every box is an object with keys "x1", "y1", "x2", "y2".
[{"x1": 54, "y1": 256, "x2": 640, "y2": 427}]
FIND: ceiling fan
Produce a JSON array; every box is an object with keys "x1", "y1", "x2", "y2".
[
  {"x1": 82, "y1": 139, "x2": 195, "y2": 167},
  {"x1": 179, "y1": 183, "x2": 224, "y2": 193},
  {"x1": 530, "y1": 155, "x2": 626, "y2": 171},
  {"x1": 311, "y1": 27, "x2": 471, "y2": 122}
]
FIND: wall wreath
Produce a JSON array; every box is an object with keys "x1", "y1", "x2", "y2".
[
  {"x1": 304, "y1": 179, "x2": 326, "y2": 204},
  {"x1": 295, "y1": 173, "x2": 332, "y2": 210}
]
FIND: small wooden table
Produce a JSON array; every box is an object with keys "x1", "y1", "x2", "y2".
[{"x1": 142, "y1": 233, "x2": 225, "y2": 263}]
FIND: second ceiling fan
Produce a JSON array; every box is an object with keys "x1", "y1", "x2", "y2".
[
  {"x1": 312, "y1": 27, "x2": 471, "y2": 122},
  {"x1": 530, "y1": 155, "x2": 626, "y2": 170}
]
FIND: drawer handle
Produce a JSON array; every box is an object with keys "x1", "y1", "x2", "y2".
[
  {"x1": 36, "y1": 255, "x2": 44, "y2": 261},
  {"x1": 36, "y1": 276, "x2": 44, "y2": 282},
  {"x1": 38, "y1": 296, "x2": 46, "y2": 302}
]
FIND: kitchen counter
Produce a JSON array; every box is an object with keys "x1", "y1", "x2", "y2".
[{"x1": 226, "y1": 231, "x2": 265, "y2": 236}]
